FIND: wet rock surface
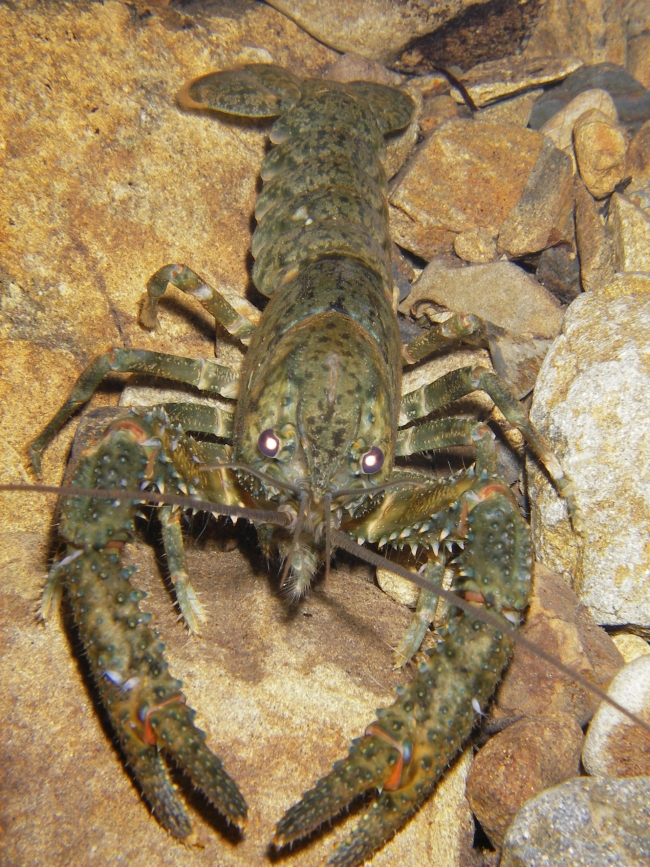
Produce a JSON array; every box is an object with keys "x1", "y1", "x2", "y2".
[{"x1": 501, "y1": 776, "x2": 650, "y2": 867}]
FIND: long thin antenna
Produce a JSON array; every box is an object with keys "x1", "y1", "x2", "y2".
[{"x1": 330, "y1": 528, "x2": 650, "y2": 736}]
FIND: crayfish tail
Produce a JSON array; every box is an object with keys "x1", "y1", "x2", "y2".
[{"x1": 273, "y1": 735, "x2": 399, "y2": 846}]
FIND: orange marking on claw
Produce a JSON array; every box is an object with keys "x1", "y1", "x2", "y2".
[
  {"x1": 464, "y1": 590, "x2": 486, "y2": 604},
  {"x1": 109, "y1": 420, "x2": 149, "y2": 441},
  {"x1": 365, "y1": 723, "x2": 407, "y2": 791},
  {"x1": 476, "y1": 482, "x2": 512, "y2": 502},
  {"x1": 142, "y1": 693, "x2": 186, "y2": 746},
  {"x1": 105, "y1": 540, "x2": 125, "y2": 550}
]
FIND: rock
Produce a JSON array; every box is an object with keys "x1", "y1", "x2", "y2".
[
  {"x1": 529, "y1": 62, "x2": 650, "y2": 135},
  {"x1": 449, "y1": 54, "x2": 583, "y2": 108},
  {"x1": 628, "y1": 33, "x2": 650, "y2": 89},
  {"x1": 540, "y1": 87, "x2": 618, "y2": 170},
  {"x1": 612, "y1": 633, "x2": 650, "y2": 662},
  {"x1": 497, "y1": 137, "x2": 575, "y2": 257},
  {"x1": 453, "y1": 227, "x2": 497, "y2": 263},
  {"x1": 582, "y1": 654, "x2": 650, "y2": 777},
  {"x1": 466, "y1": 712, "x2": 583, "y2": 848},
  {"x1": 536, "y1": 245, "x2": 581, "y2": 304},
  {"x1": 400, "y1": 259, "x2": 565, "y2": 338},
  {"x1": 325, "y1": 52, "x2": 403, "y2": 87},
  {"x1": 626, "y1": 118, "x2": 650, "y2": 182},
  {"x1": 527, "y1": 275, "x2": 650, "y2": 626},
  {"x1": 475, "y1": 88, "x2": 543, "y2": 127},
  {"x1": 388, "y1": 205, "x2": 456, "y2": 260},
  {"x1": 419, "y1": 93, "x2": 469, "y2": 137},
  {"x1": 493, "y1": 564, "x2": 624, "y2": 725},
  {"x1": 574, "y1": 178, "x2": 615, "y2": 292},
  {"x1": 608, "y1": 192, "x2": 650, "y2": 272},
  {"x1": 377, "y1": 568, "x2": 420, "y2": 608},
  {"x1": 573, "y1": 109, "x2": 628, "y2": 198},
  {"x1": 501, "y1": 777, "x2": 650, "y2": 867},
  {"x1": 523, "y1": 0, "x2": 627, "y2": 67},
  {"x1": 389, "y1": 120, "x2": 545, "y2": 235},
  {"x1": 263, "y1": 0, "x2": 497, "y2": 64}
]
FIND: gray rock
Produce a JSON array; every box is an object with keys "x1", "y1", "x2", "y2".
[
  {"x1": 628, "y1": 33, "x2": 650, "y2": 89},
  {"x1": 574, "y1": 178, "x2": 615, "y2": 292},
  {"x1": 529, "y1": 62, "x2": 650, "y2": 135},
  {"x1": 540, "y1": 87, "x2": 618, "y2": 172},
  {"x1": 582, "y1": 654, "x2": 650, "y2": 777},
  {"x1": 528, "y1": 275, "x2": 650, "y2": 626},
  {"x1": 536, "y1": 244, "x2": 581, "y2": 304},
  {"x1": 501, "y1": 776, "x2": 650, "y2": 867}
]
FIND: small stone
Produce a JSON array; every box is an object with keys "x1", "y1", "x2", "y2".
[
  {"x1": 400, "y1": 259, "x2": 564, "y2": 338},
  {"x1": 453, "y1": 227, "x2": 497, "y2": 263},
  {"x1": 574, "y1": 178, "x2": 614, "y2": 292},
  {"x1": 536, "y1": 244, "x2": 581, "y2": 304},
  {"x1": 388, "y1": 205, "x2": 456, "y2": 260},
  {"x1": 419, "y1": 93, "x2": 468, "y2": 137},
  {"x1": 501, "y1": 777, "x2": 650, "y2": 867},
  {"x1": 450, "y1": 54, "x2": 583, "y2": 108},
  {"x1": 540, "y1": 88, "x2": 618, "y2": 169},
  {"x1": 466, "y1": 712, "x2": 583, "y2": 848},
  {"x1": 389, "y1": 119, "x2": 545, "y2": 235},
  {"x1": 493, "y1": 564, "x2": 624, "y2": 725},
  {"x1": 475, "y1": 88, "x2": 543, "y2": 127},
  {"x1": 528, "y1": 275, "x2": 650, "y2": 626},
  {"x1": 582, "y1": 654, "x2": 650, "y2": 777},
  {"x1": 523, "y1": 0, "x2": 626, "y2": 67},
  {"x1": 498, "y1": 137, "x2": 574, "y2": 257},
  {"x1": 573, "y1": 109, "x2": 628, "y2": 198},
  {"x1": 612, "y1": 633, "x2": 650, "y2": 663},
  {"x1": 627, "y1": 33, "x2": 650, "y2": 90},
  {"x1": 626, "y1": 118, "x2": 650, "y2": 182},
  {"x1": 608, "y1": 192, "x2": 650, "y2": 272},
  {"x1": 376, "y1": 569, "x2": 419, "y2": 608},
  {"x1": 529, "y1": 62, "x2": 650, "y2": 135}
]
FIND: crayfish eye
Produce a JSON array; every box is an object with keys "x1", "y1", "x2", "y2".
[
  {"x1": 361, "y1": 445, "x2": 384, "y2": 474},
  {"x1": 258, "y1": 428, "x2": 280, "y2": 458}
]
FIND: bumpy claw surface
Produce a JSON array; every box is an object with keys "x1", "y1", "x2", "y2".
[{"x1": 56, "y1": 416, "x2": 247, "y2": 835}]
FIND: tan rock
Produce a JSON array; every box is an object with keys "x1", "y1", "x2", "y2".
[
  {"x1": 540, "y1": 87, "x2": 618, "y2": 169},
  {"x1": 582, "y1": 654, "x2": 650, "y2": 777},
  {"x1": 573, "y1": 108, "x2": 628, "y2": 198},
  {"x1": 612, "y1": 633, "x2": 650, "y2": 663},
  {"x1": 498, "y1": 137, "x2": 575, "y2": 257},
  {"x1": 419, "y1": 94, "x2": 467, "y2": 137},
  {"x1": 325, "y1": 52, "x2": 403, "y2": 87},
  {"x1": 467, "y1": 712, "x2": 583, "y2": 847},
  {"x1": 400, "y1": 259, "x2": 565, "y2": 338},
  {"x1": 523, "y1": 0, "x2": 627, "y2": 66},
  {"x1": 608, "y1": 192, "x2": 650, "y2": 272},
  {"x1": 388, "y1": 205, "x2": 456, "y2": 260},
  {"x1": 475, "y1": 88, "x2": 543, "y2": 127},
  {"x1": 626, "y1": 118, "x2": 650, "y2": 182},
  {"x1": 627, "y1": 33, "x2": 650, "y2": 89},
  {"x1": 450, "y1": 55, "x2": 583, "y2": 108},
  {"x1": 574, "y1": 178, "x2": 615, "y2": 291},
  {"x1": 390, "y1": 120, "x2": 545, "y2": 235},
  {"x1": 453, "y1": 227, "x2": 497, "y2": 263},
  {"x1": 528, "y1": 276, "x2": 650, "y2": 625}
]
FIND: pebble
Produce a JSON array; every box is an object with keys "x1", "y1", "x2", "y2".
[
  {"x1": 453, "y1": 227, "x2": 497, "y2": 263},
  {"x1": 540, "y1": 88, "x2": 618, "y2": 170},
  {"x1": 529, "y1": 62, "x2": 650, "y2": 134},
  {"x1": 389, "y1": 120, "x2": 545, "y2": 235},
  {"x1": 475, "y1": 88, "x2": 543, "y2": 127},
  {"x1": 528, "y1": 274, "x2": 650, "y2": 626},
  {"x1": 493, "y1": 564, "x2": 623, "y2": 726},
  {"x1": 573, "y1": 109, "x2": 628, "y2": 198},
  {"x1": 501, "y1": 777, "x2": 650, "y2": 867},
  {"x1": 612, "y1": 633, "x2": 650, "y2": 663},
  {"x1": 582, "y1": 654, "x2": 650, "y2": 777},
  {"x1": 608, "y1": 192, "x2": 650, "y2": 273},
  {"x1": 523, "y1": 0, "x2": 626, "y2": 67},
  {"x1": 536, "y1": 244, "x2": 581, "y2": 304},
  {"x1": 388, "y1": 205, "x2": 455, "y2": 260},
  {"x1": 466, "y1": 712, "x2": 583, "y2": 848},
  {"x1": 449, "y1": 55, "x2": 583, "y2": 109},
  {"x1": 497, "y1": 137, "x2": 574, "y2": 257},
  {"x1": 574, "y1": 178, "x2": 614, "y2": 292}
]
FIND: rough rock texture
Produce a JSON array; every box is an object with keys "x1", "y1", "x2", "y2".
[
  {"x1": 612, "y1": 632, "x2": 650, "y2": 662},
  {"x1": 626, "y1": 118, "x2": 650, "y2": 181},
  {"x1": 528, "y1": 275, "x2": 650, "y2": 626},
  {"x1": 540, "y1": 87, "x2": 618, "y2": 171},
  {"x1": 523, "y1": 0, "x2": 627, "y2": 66},
  {"x1": 574, "y1": 178, "x2": 615, "y2": 292},
  {"x1": 582, "y1": 654, "x2": 650, "y2": 777},
  {"x1": 573, "y1": 109, "x2": 628, "y2": 198},
  {"x1": 628, "y1": 33, "x2": 650, "y2": 88},
  {"x1": 466, "y1": 712, "x2": 584, "y2": 848},
  {"x1": 0, "y1": 4, "x2": 475, "y2": 867},
  {"x1": 501, "y1": 777, "x2": 650, "y2": 867},
  {"x1": 492, "y1": 564, "x2": 624, "y2": 725},
  {"x1": 608, "y1": 192, "x2": 650, "y2": 272}
]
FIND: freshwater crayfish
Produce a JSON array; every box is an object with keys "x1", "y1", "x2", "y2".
[{"x1": 23, "y1": 64, "x2": 587, "y2": 866}]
